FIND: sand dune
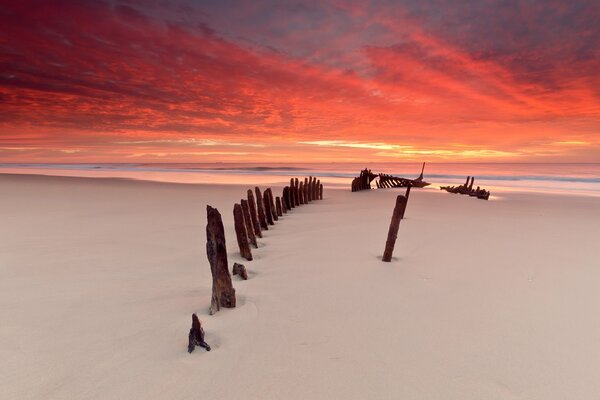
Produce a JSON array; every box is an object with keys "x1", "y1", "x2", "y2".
[{"x1": 1, "y1": 174, "x2": 599, "y2": 399}]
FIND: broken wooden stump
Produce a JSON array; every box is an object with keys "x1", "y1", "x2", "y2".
[
  {"x1": 188, "y1": 313, "x2": 211, "y2": 353},
  {"x1": 233, "y1": 203, "x2": 252, "y2": 261},
  {"x1": 255, "y1": 187, "x2": 269, "y2": 230},
  {"x1": 275, "y1": 196, "x2": 283, "y2": 217},
  {"x1": 232, "y1": 262, "x2": 248, "y2": 280},
  {"x1": 382, "y1": 195, "x2": 407, "y2": 262},
  {"x1": 241, "y1": 199, "x2": 258, "y2": 248},
  {"x1": 247, "y1": 189, "x2": 262, "y2": 238},
  {"x1": 206, "y1": 205, "x2": 236, "y2": 314}
]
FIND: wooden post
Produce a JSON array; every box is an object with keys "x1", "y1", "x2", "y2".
[
  {"x1": 307, "y1": 176, "x2": 313, "y2": 201},
  {"x1": 289, "y1": 179, "x2": 296, "y2": 208},
  {"x1": 247, "y1": 189, "x2": 262, "y2": 238},
  {"x1": 319, "y1": 182, "x2": 323, "y2": 200},
  {"x1": 382, "y1": 195, "x2": 407, "y2": 262},
  {"x1": 263, "y1": 189, "x2": 274, "y2": 225},
  {"x1": 241, "y1": 199, "x2": 258, "y2": 248},
  {"x1": 402, "y1": 184, "x2": 411, "y2": 219},
  {"x1": 275, "y1": 196, "x2": 283, "y2": 216},
  {"x1": 206, "y1": 205, "x2": 236, "y2": 314},
  {"x1": 266, "y1": 188, "x2": 278, "y2": 221},
  {"x1": 304, "y1": 177, "x2": 309, "y2": 202},
  {"x1": 233, "y1": 203, "x2": 252, "y2": 261},
  {"x1": 312, "y1": 177, "x2": 317, "y2": 200},
  {"x1": 300, "y1": 181, "x2": 305, "y2": 204},
  {"x1": 255, "y1": 187, "x2": 269, "y2": 230},
  {"x1": 294, "y1": 178, "x2": 300, "y2": 206},
  {"x1": 283, "y1": 186, "x2": 291, "y2": 211},
  {"x1": 188, "y1": 314, "x2": 211, "y2": 353},
  {"x1": 232, "y1": 262, "x2": 248, "y2": 280}
]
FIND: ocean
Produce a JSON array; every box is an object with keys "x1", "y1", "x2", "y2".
[{"x1": 1, "y1": 162, "x2": 599, "y2": 197}]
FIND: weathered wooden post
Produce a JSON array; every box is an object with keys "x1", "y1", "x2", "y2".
[
  {"x1": 206, "y1": 205, "x2": 236, "y2": 314},
  {"x1": 294, "y1": 178, "x2": 300, "y2": 206},
  {"x1": 266, "y1": 188, "x2": 278, "y2": 221},
  {"x1": 283, "y1": 186, "x2": 291, "y2": 210},
  {"x1": 289, "y1": 179, "x2": 296, "y2": 208},
  {"x1": 319, "y1": 182, "x2": 323, "y2": 200},
  {"x1": 263, "y1": 190, "x2": 274, "y2": 225},
  {"x1": 307, "y1": 176, "x2": 313, "y2": 201},
  {"x1": 233, "y1": 203, "x2": 253, "y2": 261},
  {"x1": 247, "y1": 189, "x2": 262, "y2": 238},
  {"x1": 188, "y1": 314, "x2": 211, "y2": 353},
  {"x1": 275, "y1": 196, "x2": 283, "y2": 216},
  {"x1": 304, "y1": 177, "x2": 309, "y2": 202},
  {"x1": 255, "y1": 187, "x2": 269, "y2": 230},
  {"x1": 382, "y1": 195, "x2": 407, "y2": 262},
  {"x1": 402, "y1": 184, "x2": 411, "y2": 219},
  {"x1": 241, "y1": 199, "x2": 258, "y2": 248},
  {"x1": 232, "y1": 262, "x2": 248, "y2": 280},
  {"x1": 298, "y1": 181, "x2": 304, "y2": 204}
]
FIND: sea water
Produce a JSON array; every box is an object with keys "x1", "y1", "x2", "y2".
[{"x1": 1, "y1": 162, "x2": 599, "y2": 197}]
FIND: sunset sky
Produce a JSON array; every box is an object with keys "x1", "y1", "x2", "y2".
[{"x1": 1, "y1": 0, "x2": 599, "y2": 163}]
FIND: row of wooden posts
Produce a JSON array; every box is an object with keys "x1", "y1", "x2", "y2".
[
  {"x1": 188, "y1": 177, "x2": 325, "y2": 353},
  {"x1": 191, "y1": 177, "x2": 324, "y2": 352}
]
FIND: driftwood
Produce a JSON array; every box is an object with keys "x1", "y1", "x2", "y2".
[
  {"x1": 247, "y1": 189, "x2": 262, "y2": 238},
  {"x1": 240, "y1": 199, "x2": 258, "y2": 248},
  {"x1": 382, "y1": 195, "x2": 407, "y2": 262},
  {"x1": 232, "y1": 262, "x2": 248, "y2": 280},
  {"x1": 188, "y1": 314, "x2": 211, "y2": 353},
  {"x1": 255, "y1": 187, "x2": 269, "y2": 230},
  {"x1": 234, "y1": 205, "x2": 253, "y2": 260},
  {"x1": 206, "y1": 205, "x2": 236, "y2": 314},
  {"x1": 275, "y1": 196, "x2": 283, "y2": 216},
  {"x1": 266, "y1": 188, "x2": 278, "y2": 222}
]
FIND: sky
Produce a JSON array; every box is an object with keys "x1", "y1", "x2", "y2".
[{"x1": 1, "y1": 0, "x2": 599, "y2": 163}]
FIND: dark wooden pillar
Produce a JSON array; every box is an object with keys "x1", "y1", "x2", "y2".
[
  {"x1": 247, "y1": 189, "x2": 262, "y2": 238},
  {"x1": 241, "y1": 199, "x2": 258, "y2": 248},
  {"x1": 255, "y1": 187, "x2": 269, "y2": 230},
  {"x1": 233, "y1": 203, "x2": 252, "y2": 261},
  {"x1": 206, "y1": 205, "x2": 236, "y2": 314}
]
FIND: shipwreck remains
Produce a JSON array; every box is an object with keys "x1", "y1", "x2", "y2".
[
  {"x1": 440, "y1": 176, "x2": 490, "y2": 200},
  {"x1": 352, "y1": 163, "x2": 430, "y2": 192}
]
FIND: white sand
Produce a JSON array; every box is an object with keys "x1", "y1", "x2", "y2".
[{"x1": 1, "y1": 174, "x2": 599, "y2": 399}]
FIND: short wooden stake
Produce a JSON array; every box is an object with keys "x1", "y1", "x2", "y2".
[{"x1": 188, "y1": 314, "x2": 211, "y2": 353}]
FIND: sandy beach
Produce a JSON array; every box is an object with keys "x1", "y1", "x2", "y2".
[{"x1": 1, "y1": 174, "x2": 599, "y2": 399}]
